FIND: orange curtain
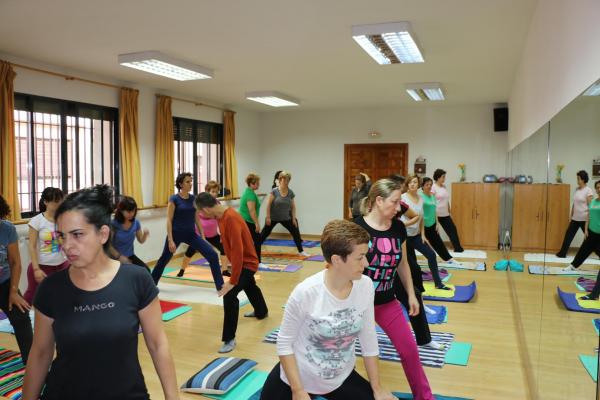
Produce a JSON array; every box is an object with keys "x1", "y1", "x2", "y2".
[
  {"x1": 119, "y1": 88, "x2": 143, "y2": 206},
  {"x1": 0, "y1": 61, "x2": 21, "y2": 221},
  {"x1": 223, "y1": 110, "x2": 238, "y2": 198},
  {"x1": 153, "y1": 95, "x2": 174, "y2": 205}
]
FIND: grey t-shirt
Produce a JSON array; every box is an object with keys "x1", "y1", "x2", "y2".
[
  {"x1": 0, "y1": 220, "x2": 18, "y2": 285},
  {"x1": 270, "y1": 188, "x2": 295, "y2": 221}
]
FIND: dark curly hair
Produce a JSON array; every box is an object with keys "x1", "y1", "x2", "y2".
[
  {"x1": 114, "y1": 196, "x2": 138, "y2": 224},
  {"x1": 175, "y1": 172, "x2": 192, "y2": 190},
  {"x1": 0, "y1": 195, "x2": 11, "y2": 220}
]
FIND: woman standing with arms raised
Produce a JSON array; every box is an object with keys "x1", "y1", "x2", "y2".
[{"x1": 354, "y1": 179, "x2": 434, "y2": 400}]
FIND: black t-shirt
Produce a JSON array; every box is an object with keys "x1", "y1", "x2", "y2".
[
  {"x1": 34, "y1": 264, "x2": 158, "y2": 400},
  {"x1": 354, "y1": 216, "x2": 407, "y2": 305}
]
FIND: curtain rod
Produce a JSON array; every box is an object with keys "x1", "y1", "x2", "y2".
[
  {"x1": 10, "y1": 62, "x2": 123, "y2": 90},
  {"x1": 9, "y1": 62, "x2": 234, "y2": 114},
  {"x1": 157, "y1": 94, "x2": 233, "y2": 113}
]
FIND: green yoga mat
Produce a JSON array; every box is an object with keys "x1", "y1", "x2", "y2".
[
  {"x1": 445, "y1": 342, "x2": 472, "y2": 366},
  {"x1": 162, "y1": 306, "x2": 192, "y2": 321},
  {"x1": 205, "y1": 370, "x2": 268, "y2": 400},
  {"x1": 393, "y1": 392, "x2": 473, "y2": 400},
  {"x1": 579, "y1": 354, "x2": 599, "y2": 382}
]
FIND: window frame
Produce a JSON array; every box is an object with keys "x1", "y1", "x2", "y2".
[
  {"x1": 172, "y1": 116, "x2": 224, "y2": 195},
  {"x1": 14, "y1": 93, "x2": 120, "y2": 218}
]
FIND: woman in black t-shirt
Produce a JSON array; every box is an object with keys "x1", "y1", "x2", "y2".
[{"x1": 22, "y1": 185, "x2": 179, "y2": 400}]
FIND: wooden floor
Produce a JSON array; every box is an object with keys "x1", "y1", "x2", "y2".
[{"x1": 2, "y1": 246, "x2": 598, "y2": 399}]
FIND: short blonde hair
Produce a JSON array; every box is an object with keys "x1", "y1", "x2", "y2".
[
  {"x1": 246, "y1": 173, "x2": 260, "y2": 186},
  {"x1": 278, "y1": 171, "x2": 292, "y2": 181}
]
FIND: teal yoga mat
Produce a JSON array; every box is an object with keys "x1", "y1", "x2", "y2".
[
  {"x1": 205, "y1": 370, "x2": 269, "y2": 400},
  {"x1": 445, "y1": 342, "x2": 472, "y2": 366},
  {"x1": 579, "y1": 354, "x2": 599, "y2": 382},
  {"x1": 162, "y1": 306, "x2": 192, "y2": 321},
  {"x1": 394, "y1": 393, "x2": 472, "y2": 400}
]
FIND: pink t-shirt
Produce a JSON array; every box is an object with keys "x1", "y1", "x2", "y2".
[
  {"x1": 572, "y1": 186, "x2": 594, "y2": 222},
  {"x1": 197, "y1": 199, "x2": 220, "y2": 238},
  {"x1": 432, "y1": 183, "x2": 450, "y2": 217}
]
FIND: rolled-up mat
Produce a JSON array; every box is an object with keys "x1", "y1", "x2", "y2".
[
  {"x1": 423, "y1": 282, "x2": 477, "y2": 303},
  {"x1": 205, "y1": 370, "x2": 269, "y2": 400},
  {"x1": 529, "y1": 265, "x2": 597, "y2": 276},
  {"x1": 557, "y1": 287, "x2": 600, "y2": 314},
  {"x1": 579, "y1": 354, "x2": 598, "y2": 382}
]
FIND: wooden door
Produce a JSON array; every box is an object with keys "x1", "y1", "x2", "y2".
[
  {"x1": 343, "y1": 144, "x2": 408, "y2": 218},
  {"x1": 512, "y1": 184, "x2": 547, "y2": 251},
  {"x1": 473, "y1": 183, "x2": 500, "y2": 248},
  {"x1": 451, "y1": 183, "x2": 476, "y2": 247},
  {"x1": 545, "y1": 184, "x2": 570, "y2": 251}
]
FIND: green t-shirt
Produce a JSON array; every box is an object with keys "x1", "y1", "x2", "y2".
[
  {"x1": 239, "y1": 187, "x2": 261, "y2": 223},
  {"x1": 420, "y1": 192, "x2": 437, "y2": 228},
  {"x1": 589, "y1": 198, "x2": 600, "y2": 234}
]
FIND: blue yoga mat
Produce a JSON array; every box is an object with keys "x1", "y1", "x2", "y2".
[
  {"x1": 594, "y1": 319, "x2": 600, "y2": 335},
  {"x1": 402, "y1": 305, "x2": 448, "y2": 324},
  {"x1": 262, "y1": 239, "x2": 320, "y2": 248},
  {"x1": 557, "y1": 287, "x2": 600, "y2": 314},
  {"x1": 423, "y1": 282, "x2": 477, "y2": 303}
]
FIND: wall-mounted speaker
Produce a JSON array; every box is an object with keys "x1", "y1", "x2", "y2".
[{"x1": 494, "y1": 107, "x2": 509, "y2": 132}]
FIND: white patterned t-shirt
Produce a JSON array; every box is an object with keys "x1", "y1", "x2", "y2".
[
  {"x1": 277, "y1": 270, "x2": 379, "y2": 394},
  {"x1": 29, "y1": 213, "x2": 66, "y2": 266}
]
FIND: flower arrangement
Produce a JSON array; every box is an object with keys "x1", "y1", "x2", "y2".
[
  {"x1": 458, "y1": 163, "x2": 466, "y2": 182},
  {"x1": 556, "y1": 164, "x2": 564, "y2": 183}
]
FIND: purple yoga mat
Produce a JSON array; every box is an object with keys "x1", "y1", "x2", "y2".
[
  {"x1": 284, "y1": 264, "x2": 302, "y2": 272},
  {"x1": 422, "y1": 268, "x2": 450, "y2": 282},
  {"x1": 305, "y1": 254, "x2": 325, "y2": 262},
  {"x1": 190, "y1": 258, "x2": 209, "y2": 266},
  {"x1": 578, "y1": 277, "x2": 595, "y2": 291}
]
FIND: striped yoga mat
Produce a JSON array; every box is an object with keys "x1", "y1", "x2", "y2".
[
  {"x1": 0, "y1": 348, "x2": 25, "y2": 400},
  {"x1": 263, "y1": 327, "x2": 454, "y2": 368}
]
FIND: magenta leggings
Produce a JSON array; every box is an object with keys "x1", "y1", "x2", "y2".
[
  {"x1": 374, "y1": 300, "x2": 434, "y2": 400},
  {"x1": 24, "y1": 261, "x2": 70, "y2": 304}
]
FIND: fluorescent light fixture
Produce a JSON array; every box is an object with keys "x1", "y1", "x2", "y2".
[
  {"x1": 118, "y1": 51, "x2": 213, "y2": 81},
  {"x1": 245, "y1": 91, "x2": 300, "y2": 107},
  {"x1": 583, "y1": 81, "x2": 600, "y2": 96},
  {"x1": 352, "y1": 22, "x2": 424, "y2": 64},
  {"x1": 405, "y1": 83, "x2": 445, "y2": 101}
]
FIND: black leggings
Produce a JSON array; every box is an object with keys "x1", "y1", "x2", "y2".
[
  {"x1": 245, "y1": 221, "x2": 262, "y2": 263},
  {"x1": 128, "y1": 254, "x2": 151, "y2": 274},
  {"x1": 260, "y1": 363, "x2": 375, "y2": 400},
  {"x1": 424, "y1": 224, "x2": 452, "y2": 261},
  {"x1": 184, "y1": 235, "x2": 225, "y2": 258},
  {"x1": 394, "y1": 275, "x2": 431, "y2": 346},
  {"x1": 406, "y1": 235, "x2": 443, "y2": 288},
  {"x1": 576, "y1": 231, "x2": 600, "y2": 298},
  {"x1": 438, "y1": 215, "x2": 463, "y2": 252},
  {"x1": 260, "y1": 219, "x2": 304, "y2": 252},
  {"x1": 557, "y1": 220, "x2": 587, "y2": 256},
  {"x1": 0, "y1": 279, "x2": 32, "y2": 364}
]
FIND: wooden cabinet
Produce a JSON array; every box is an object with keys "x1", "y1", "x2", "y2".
[
  {"x1": 451, "y1": 183, "x2": 500, "y2": 249},
  {"x1": 511, "y1": 184, "x2": 570, "y2": 252}
]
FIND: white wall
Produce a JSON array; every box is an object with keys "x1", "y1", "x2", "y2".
[
  {"x1": 508, "y1": 0, "x2": 600, "y2": 150},
  {"x1": 258, "y1": 104, "x2": 508, "y2": 235}
]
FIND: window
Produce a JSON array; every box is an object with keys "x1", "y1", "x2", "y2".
[
  {"x1": 14, "y1": 93, "x2": 119, "y2": 218},
  {"x1": 173, "y1": 117, "x2": 223, "y2": 195}
]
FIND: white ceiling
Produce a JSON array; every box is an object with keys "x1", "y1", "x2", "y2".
[{"x1": 0, "y1": 0, "x2": 537, "y2": 111}]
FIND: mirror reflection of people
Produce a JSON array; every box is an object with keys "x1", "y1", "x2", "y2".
[
  {"x1": 349, "y1": 173, "x2": 371, "y2": 220},
  {"x1": 431, "y1": 169, "x2": 464, "y2": 253},
  {"x1": 22, "y1": 185, "x2": 179, "y2": 400},
  {"x1": 556, "y1": 170, "x2": 595, "y2": 258},
  {"x1": 260, "y1": 219, "x2": 395, "y2": 400},
  {"x1": 562, "y1": 181, "x2": 600, "y2": 285}
]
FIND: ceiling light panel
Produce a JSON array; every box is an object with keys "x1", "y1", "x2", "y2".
[
  {"x1": 245, "y1": 91, "x2": 300, "y2": 107},
  {"x1": 583, "y1": 81, "x2": 600, "y2": 96},
  {"x1": 352, "y1": 22, "x2": 424, "y2": 64},
  {"x1": 405, "y1": 83, "x2": 445, "y2": 101},
  {"x1": 118, "y1": 51, "x2": 213, "y2": 81}
]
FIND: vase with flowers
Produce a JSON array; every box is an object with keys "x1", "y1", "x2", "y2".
[
  {"x1": 458, "y1": 163, "x2": 466, "y2": 182},
  {"x1": 556, "y1": 164, "x2": 564, "y2": 183}
]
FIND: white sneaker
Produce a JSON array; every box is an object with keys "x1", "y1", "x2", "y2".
[
  {"x1": 424, "y1": 305, "x2": 437, "y2": 315},
  {"x1": 421, "y1": 340, "x2": 446, "y2": 350},
  {"x1": 218, "y1": 339, "x2": 236, "y2": 353},
  {"x1": 299, "y1": 251, "x2": 310, "y2": 257},
  {"x1": 560, "y1": 265, "x2": 577, "y2": 273}
]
